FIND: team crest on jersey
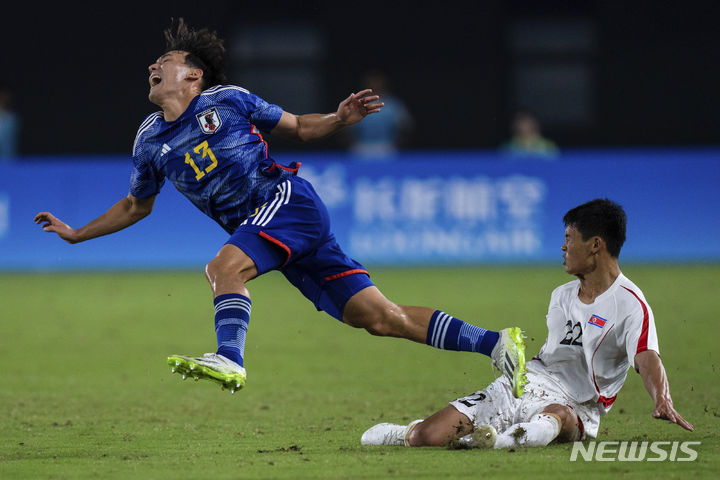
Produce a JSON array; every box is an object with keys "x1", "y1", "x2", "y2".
[
  {"x1": 196, "y1": 108, "x2": 222, "y2": 134},
  {"x1": 588, "y1": 314, "x2": 608, "y2": 328}
]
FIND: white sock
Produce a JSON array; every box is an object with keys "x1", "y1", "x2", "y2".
[
  {"x1": 494, "y1": 413, "x2": 560, "y2": 449},
  {"x1": 403, "y1": 419, "x2": 423, "y2": 446}
]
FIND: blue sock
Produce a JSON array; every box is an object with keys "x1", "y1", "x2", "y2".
[
  {"x1": 426, "y1": 310, "x2": 499, "y2": 356},
  {"x1": 213, "y1": 293, "x2": 251, "y2": 367}
]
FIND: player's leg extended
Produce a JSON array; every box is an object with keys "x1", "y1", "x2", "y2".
[
  {"x1": 342, "y1": 287, "x2": 528, "y2": 396},
  {"x1": 168, "y1": 244, "x2": 257, "y2": 393},
  {"x1": 205, "y1": 244, "x2": 258, "y2": 367},
  {"x1": 343, "y1": 287, "x2": 500, "y2": 348}
]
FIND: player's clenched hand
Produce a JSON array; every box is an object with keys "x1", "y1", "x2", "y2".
[
  {"x1": 652, "y1": 399, "x2": 694, "y2": 431},
  {"x1": 34, "y1": 212, "x2": 80, "y2": 244},
  {"x1": 336, "y1": 89, "x2": 384, "y2": 125}
]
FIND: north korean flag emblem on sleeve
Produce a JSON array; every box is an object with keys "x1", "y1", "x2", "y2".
[
  {"x1": 196, "y1": 107, "x2": 222, "y2": 134},
  {"x1": 588, "y1": 314, "x2": 607, "y2": 328}
]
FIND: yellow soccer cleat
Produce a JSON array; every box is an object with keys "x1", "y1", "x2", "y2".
[
  {"x1": 168, "y1": 353, "x2": 246, "y2": 394},
  {"x1": 491, "y1": 327, "x2": 528, "y2": 398}
]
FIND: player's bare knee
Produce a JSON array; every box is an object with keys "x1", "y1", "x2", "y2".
[
  {"x1": 542, "y1": 404, "x2": 580, "y2": 442},
  {"x1": 204, "y1": 261, "x2": 216, "y2": 285},
  {"x1": 205, "y1": 257, "x2": 228, "y2": 284},
  {"x1": 205, "y1": 257, "x2": 252, "y2": 288}
]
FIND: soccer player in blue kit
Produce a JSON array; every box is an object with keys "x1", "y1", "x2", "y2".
[{"x1": 34, "y1": 19, "x2": 527, "y2": 396}]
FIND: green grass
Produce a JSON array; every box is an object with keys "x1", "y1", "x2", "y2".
[{"x1": 0, "y1": 265, "x2": 718, "y2": 479}]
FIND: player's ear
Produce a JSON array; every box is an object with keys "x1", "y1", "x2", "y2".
[
  {"x1": 186, "y1": 69, "x2": 205, "y2": 92},
  {"x1": 592, "y1": 236, "x2": 604, "y2": 254},
  {"x1": 187, "y1": 68, "x2": 204, "y2": 80}
]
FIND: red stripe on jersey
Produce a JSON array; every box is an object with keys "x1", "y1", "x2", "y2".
[
  {"x1": 275, "y1": 162, "x2": 302, "y2": 174},
  {"x1": 622, "y1": 286, "x2": 650, "y2": 354},
  {"x1": 259, "y1": 231, "x2": 291, "y2": 267},
  {"x1": 324, "y1": 269, "x2": 370, "y2": 282},
  {"x1": 264, "y1": 161, "x2": 302, "y2": 175},
  {"x1": 576, "y1": 412, "x2": 586, "y2": 438},
  {"x1": 597, "y1": 395, "x2": 617, "y2": 407},
  {"x1": 251, "y1": 124, "x2": 270, "y2": 158}
]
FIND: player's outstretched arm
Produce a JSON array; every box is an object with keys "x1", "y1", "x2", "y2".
[
  {"x1": 634, "y1": 349, "x2": 694, "y2": 432},
  {"x1": 34, "y1": 194, "x2": 156, "y2": 244},
  {"x1": 272, "y1": 89, "x2": 384, "y2": 142}
]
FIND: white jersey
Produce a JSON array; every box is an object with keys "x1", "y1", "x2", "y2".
[
  {"x1": 530, "y1": 272, "x2": 659, "y2": 415},
  {"x1": 451, "y1": 271, "x2": 659, "y2": 439}
]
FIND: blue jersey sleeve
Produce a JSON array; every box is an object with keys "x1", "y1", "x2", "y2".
[
  {"x1": 233, "y1": 90, "x2": 283, "y2": 133},
  {"x1": 129, "y1": 115, "x2": 165, "y2": 198},
  {"x1": 129, "y1": 154, "x2": 165, "y2": 198}
]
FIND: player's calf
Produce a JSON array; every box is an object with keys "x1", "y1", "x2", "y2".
[
  {"x1": 342, "y1": 287, "x2": 428, "y2": 342},
  {"x1": 406, "y1": 405, "x2": 475, "y2": 447}
]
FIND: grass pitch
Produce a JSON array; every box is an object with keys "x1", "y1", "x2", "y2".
[{"x1": 0, "y1": 265, "x2": 717, "y2": 479}]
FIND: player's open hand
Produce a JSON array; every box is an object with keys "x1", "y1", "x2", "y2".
[
  {"x1": 652, "y1": 399, "x2": 694, "y2": 432},
  {"x1": 337, "y1": 89, "x2": 384, "y2": 126},
  {"x1": 34, "y1": 212, "x2": 80, "y2": 244}
]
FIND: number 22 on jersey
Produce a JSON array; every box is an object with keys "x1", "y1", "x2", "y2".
[{"x1": 184, "y1": 140, "x2": 218, "y2": 181}]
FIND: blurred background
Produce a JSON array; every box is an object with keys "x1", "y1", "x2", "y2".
[
  {"x1": 1, "y1": 0, "x2": 718, "y2": 269},
  {"x1": 1, "y1": 0, "x2": 719, "y2": 155}
]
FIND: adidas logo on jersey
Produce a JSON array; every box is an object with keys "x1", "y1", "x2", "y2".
[{"x1": 160, "y1": 143, "x2": 172, "y2": 156}]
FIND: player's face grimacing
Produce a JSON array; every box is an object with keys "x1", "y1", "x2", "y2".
[
  {"x1": 147, "y1": 50, "x2": 198, "y2": 105},
  {"x1": 561, "y1": 226, "x2": 597, "y2": 277}
]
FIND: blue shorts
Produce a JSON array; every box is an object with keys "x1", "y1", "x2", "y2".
[{"x1": 226, "y1": 175, "x2": 374, "y2": 321}]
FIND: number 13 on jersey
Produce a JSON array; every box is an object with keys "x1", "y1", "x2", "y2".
[{"x1": 184, "y1": 140, "x2": 218, "y2": 181}]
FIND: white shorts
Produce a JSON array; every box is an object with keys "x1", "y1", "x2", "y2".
[{"x1": 450, "y1": 368, "x2": 599, "y2": 439}]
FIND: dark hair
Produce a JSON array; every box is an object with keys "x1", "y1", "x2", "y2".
[
  {"x1": 163, "y1": 18, "x2": 227, "y2": 90},
  {"x1": 563, "y1": 198, "x2": 627, "y2": 258}
]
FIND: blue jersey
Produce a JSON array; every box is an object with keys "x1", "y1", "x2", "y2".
[{"x1": 129, "y1": 85, "x2": 295, "y2": 234}]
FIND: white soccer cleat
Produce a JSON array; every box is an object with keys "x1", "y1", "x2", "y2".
[
  {"x1": 491, "y1": 327, "x2": 528, "y2": 398},
  {"x1": 167, "y1": 353, "x2": 247, "y2": 393},
  {"x1": 361, "y1": 420, "x2": 422, "y2": 446}
]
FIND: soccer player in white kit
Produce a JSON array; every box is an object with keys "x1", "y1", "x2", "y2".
[{"x1": 361, "y1": 199, "x2": 693, "y2": 448}]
